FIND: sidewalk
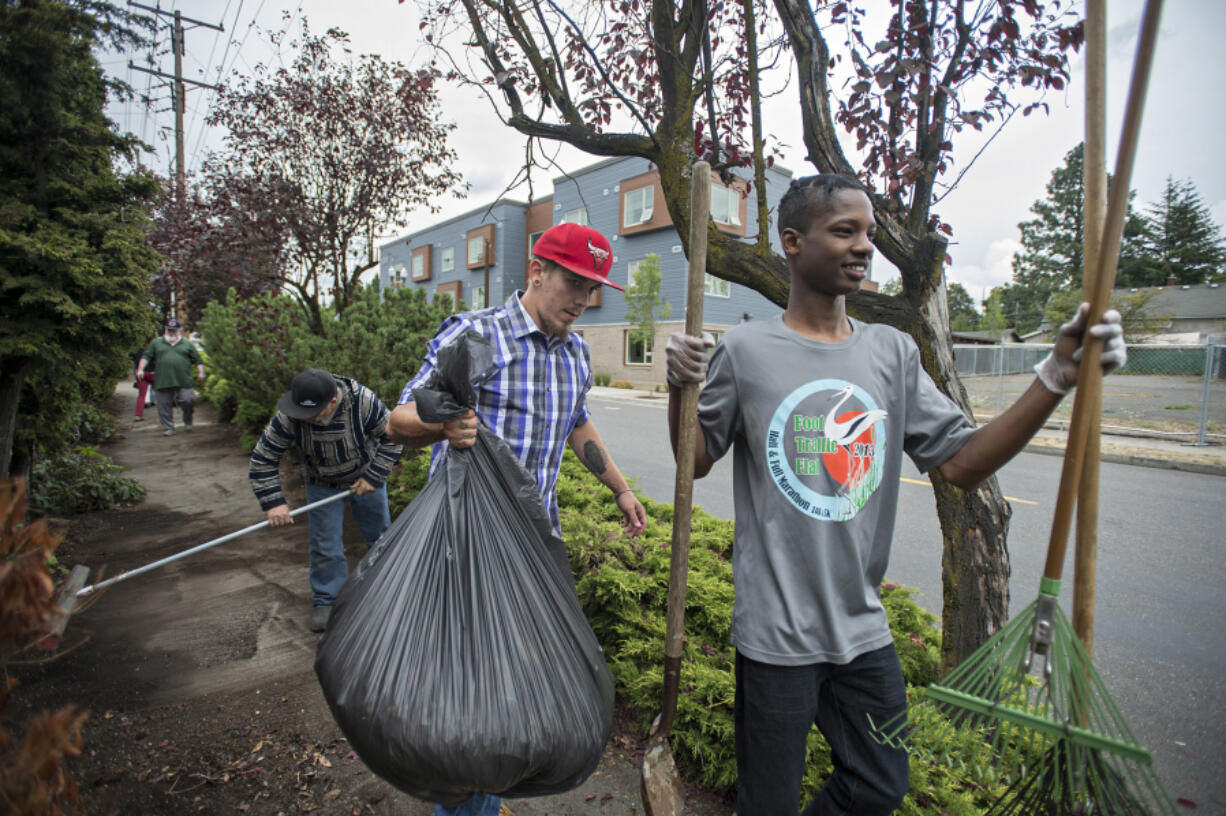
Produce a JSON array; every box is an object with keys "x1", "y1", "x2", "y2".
[
  {"x1": 587, "y1": 386, "x2": 1226, "y2": 477},
  {"x1": 1024, "y1": 425, "x2": 1226, "y2": 476}
]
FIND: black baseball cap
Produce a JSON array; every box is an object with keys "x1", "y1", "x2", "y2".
[
  {"x1": 278, "y1": 369, "x2": 337, "y2": 419},
  {"x1": 165, "y1": 318, "x2": 182, "y2": 330}
]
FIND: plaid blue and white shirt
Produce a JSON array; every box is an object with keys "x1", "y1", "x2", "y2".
[{"x1": 400, "y1": 291, "x2": 593, "y2": 534}]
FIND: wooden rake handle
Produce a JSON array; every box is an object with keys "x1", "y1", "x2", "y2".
[
  {"x1": 1043, "y1": 0, "x2": 1164, "y2": 583},
  {"x1": 657, "y1": 162, "x2": 712, "y2": 737}
]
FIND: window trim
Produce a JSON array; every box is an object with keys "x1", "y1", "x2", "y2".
[
  {"x1": 436, "y1": 280, "x2": 462, "y2": 308},
  {"x1": 710, "y1": 176, "x2": 748, "y2": 237},
  {"x1": 388, "y1": 262, "x2": 406, "y2": 289},
  {"x1": 465, "y1": 224, "x2": 495, "y2": 269},
  {"x1": 704, "y1": 273, "x2": 731, "y2": 298},
  {"x1": 622, "y1": 184, "x2": 655, "y2": 228},
  {"x1": 410, "y1": 245, "x2": 432, "y2": 281},
  {"x1": 624, "y1": 329, "x2": 654, "y2": 366},
  {"x1": 618, "y1": 171, "x2": 672, "y2": 236},
  {"x1": 627, "y1": 259, "x2": 644, "y2": 290}
]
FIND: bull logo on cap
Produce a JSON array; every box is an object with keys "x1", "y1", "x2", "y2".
[{"x1": 587, "y1": 239, "x2": 610, "y2": 269}]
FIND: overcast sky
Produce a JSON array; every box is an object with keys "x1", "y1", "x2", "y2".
[{"x1": 102, "y1": 1, "x2": 1226, "y2": 306}]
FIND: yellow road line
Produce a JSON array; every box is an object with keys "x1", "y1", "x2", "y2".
[{"x1": 899, "y1": 476, "x2": 1038, "y2": 506}]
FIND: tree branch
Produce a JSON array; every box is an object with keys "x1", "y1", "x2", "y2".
[{"x1": 774, "y1": 0, "x2": 918, "y2": 269}]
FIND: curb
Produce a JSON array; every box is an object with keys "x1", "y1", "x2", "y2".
[{"x1": 1022, "y1": 441, "x2": 1226, "y2": 477}]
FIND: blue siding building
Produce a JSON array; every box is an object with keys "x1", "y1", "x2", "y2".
[{"x1": 380, "y1": 156, "x2": 829, "y2": 386}]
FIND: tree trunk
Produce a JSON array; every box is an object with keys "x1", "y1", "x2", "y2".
[
  {"x1": 874, "y1": 234, "x2": 1013, "y2": 675},
  {"x1": 0, "y1": 360, "x2": 28, "y2": 479}
]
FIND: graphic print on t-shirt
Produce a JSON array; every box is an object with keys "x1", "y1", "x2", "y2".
[{"x1": 765, "y1": 378, "x2": 888, "y2": 522}]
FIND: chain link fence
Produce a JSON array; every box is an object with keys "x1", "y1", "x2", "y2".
[{"x1": 954, "y1": 338, "x2": 1226, "y2": 444}]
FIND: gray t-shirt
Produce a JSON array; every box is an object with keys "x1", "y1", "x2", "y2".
[{"x1": 698, "y1": 315, "x2": 974, "y2": 666}]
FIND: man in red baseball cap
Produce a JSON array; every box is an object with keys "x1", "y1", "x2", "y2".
[
  {"x1": 520, "y1": 221, "x2": 621, "y2": 340},
  {"x1": 389, "y1": 220, "x2": 646, "y2": 816}
]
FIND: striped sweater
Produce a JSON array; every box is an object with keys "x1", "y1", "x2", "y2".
[{"x1": 249, "y1": 375, "x2": 403, "y2": 511}]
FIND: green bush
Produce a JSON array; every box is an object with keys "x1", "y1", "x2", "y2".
[
  {"x1": 29, "y1": 445, "x2": 145, "y2": 515},
  {"x1": 197, "y1": 290, "x2": 323, "y2": 438},
  {"x1": 70, "y1": 403, "x2": 124, "y2": 446},
  {"x1": 382, "y1": 450, "x2": 1003, "y2": 811},
  {"x1": 594, "y1": 372, "x2": 612, "y2": 387},
  {"x1": 199, "y1": 285, "x2": 456, "y2": 439},
  {"x1": 309, "y1": 285, "x2": 459, "y2": 409}
]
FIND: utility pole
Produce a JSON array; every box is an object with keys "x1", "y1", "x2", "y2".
[{"x1": 128, "y1": 2, "x2": 223, "y2": 322}]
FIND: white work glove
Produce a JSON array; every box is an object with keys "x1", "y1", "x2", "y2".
[
  {"x1": 665, "y1": 332, "x2": 715, "y2": 387},
  {"x1": 1034, "y1": 303, "x2": 1127, "y2": 395}
]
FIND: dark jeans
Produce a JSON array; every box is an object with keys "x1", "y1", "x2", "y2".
[{"x1": 734, "y1": 644, "x2": 910, "y2": 815}]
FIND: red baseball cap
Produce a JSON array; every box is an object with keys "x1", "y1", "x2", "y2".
[{"x1": 532, "y1": 222, "x2": 623, "y2": 291}]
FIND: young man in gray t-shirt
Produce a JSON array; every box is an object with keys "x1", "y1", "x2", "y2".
[{"x1": 665, "y1": 174, "x2": 1127, "y2": 815}]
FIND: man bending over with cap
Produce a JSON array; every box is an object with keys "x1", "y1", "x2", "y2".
[
  {"x1": 249, "y1": 369, "x2": 403, "y2": 632},
  {"x1": 387, "y1": 222, "x2": 648, "y2": 816}
]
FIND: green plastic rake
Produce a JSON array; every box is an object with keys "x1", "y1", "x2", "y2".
[
  {"x1": 873, "y1": 2, "x2": 1175, "y2": 813},
  {"x1": 875, "y1": 577, "x2": 1173, "y2": 814}
]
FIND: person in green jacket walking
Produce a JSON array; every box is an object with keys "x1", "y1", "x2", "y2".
[{"x1": 136, "y1": 318, "x2": 205, "y2": 436}]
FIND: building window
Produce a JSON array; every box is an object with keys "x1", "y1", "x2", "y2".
[
  {"x1": 625, "y1": 331, "x2": 653, "y2": 366},
  {"x1": 627, "y1": 259, "x2": 644, "y2": 289},
  {"x1": 562, "y1": 207, "x2": 588, "y2": 226},
  {"x1": 472, "y1": 285, "x2": 487, "y2": 309},
  {"x1": 618, "y1": 171, "x2": 671, "y2": 236},
  {"x1": 623, "y1": 185, "x2": 654, "y2": 228},
  {"x1": 705, "y1": 273, "x2": 731, "y2": 298},
  {"x1": 528, "y1": 230, "x2": 544, "y2": 254},
  {"x1": 466, "y1": 224, "x2": 495, "y2": 269},
  {"x1": 467, "y1": 236, "x2": 486, "y2": 266},
  {"x1": 711, "y1": 185, "x2": 741, "y2": 226},
  {"x1": 441, "y1": 247, "x2": 455, "y2": 273},
  {"x1": 436, "y1": 280, "x2": 462, "y2": 310},
  {"x1": 388, "y1": 263, "x2": 406, "y2": 289},
  {"x1": 410, "y1": 245, "x2": 431, "y2": 281}
]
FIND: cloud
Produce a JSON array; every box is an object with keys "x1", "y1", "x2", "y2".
[
  {"x1": 1211, "y1": 200, "x2": 1226, "y2": 234},
  {"x1": 946, "y1": 238, "x2": 1021, "y2": 305}
]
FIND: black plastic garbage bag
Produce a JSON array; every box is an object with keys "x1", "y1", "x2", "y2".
[{"x1": 315, "y1": 331, "x2": 615, "y2": 804}]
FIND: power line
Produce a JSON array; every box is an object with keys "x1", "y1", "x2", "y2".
[
  {"x1": 186, "y1": 0, "x2": 238, "y2": 170},
  {"x1": 126, "y1": 1, "x2": 223, "y2": 193}
]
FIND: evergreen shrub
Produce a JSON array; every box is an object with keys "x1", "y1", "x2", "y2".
[
  {"x1": 199, "y1": 285, "x2": 456, "y2": 439},
  {"x1": 383, "y1": 451, "x2": 1005, "y2": 811}
]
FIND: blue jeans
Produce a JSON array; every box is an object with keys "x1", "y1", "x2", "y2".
[
  {"x1": 734, "y1": 644, "x2": 910, "y2": 815},
  {"x1": 304, "y1": 482, "x2": 391, "y2": 607},
  {"x1": 433, "y1": 794, "x2": 501, "y2": 816}
]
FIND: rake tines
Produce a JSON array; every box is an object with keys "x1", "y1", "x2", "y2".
[
  {"x1": 871, "y1": 582, "x2": 1175, "y2": 814},
  {"x1": 987, "y1": 737, "x2": 1166, "y2": 816}
]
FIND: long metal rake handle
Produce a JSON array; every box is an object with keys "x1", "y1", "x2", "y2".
[{"x1": 75, "y1": 490, "x2": 351, "y2": 598}]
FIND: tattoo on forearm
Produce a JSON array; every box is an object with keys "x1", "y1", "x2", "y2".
[{"x1": 583, "y1": 440, "x2": 608, "y2": 475}]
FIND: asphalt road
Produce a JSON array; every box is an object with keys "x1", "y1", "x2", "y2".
[{"x1": 588, "y1": 391, "x2": 1226, "y2": 813}]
